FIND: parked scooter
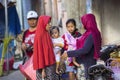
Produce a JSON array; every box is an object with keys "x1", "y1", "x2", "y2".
[
  {"x1": 100, "y1": 45, "x2": 118, "y2": 62},
  {"x1": 87, "y1": 45, "x2": 118, "y2": 80},
  {"x1": 88, "y1": 64, "x2": 114, "y2": 80}
]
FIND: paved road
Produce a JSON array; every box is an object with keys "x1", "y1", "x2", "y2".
[
  {"x1": 0, "y1": 70, "x2": 25, "y2": 80},
  {"x1": 0, "y1": 70, "x2": 69, "y2": 80}
]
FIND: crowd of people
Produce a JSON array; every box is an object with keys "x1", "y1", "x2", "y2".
[{"x1": 20, "y1": 10, "x2": 102, "y2": 80}]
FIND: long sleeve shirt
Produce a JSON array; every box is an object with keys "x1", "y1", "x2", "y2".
[
  {"x1": 67, "y1": 34, "x2": 96, "y2": 69},
  {"x1": 68, "y1": 34, "x2": 93, "y2": 57}
]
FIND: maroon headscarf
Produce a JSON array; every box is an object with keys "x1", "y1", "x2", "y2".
[
  {"x1": 33, "y1": 15, "x2": 55, "y2": 70},
  {"x1": 77, "y1": 14, "x2": 102, "y2": 59}
]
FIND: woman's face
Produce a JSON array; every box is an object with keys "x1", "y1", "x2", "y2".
[
  {"x1": 46, "y1": 22, "x2": 51, "y2": 31},
  {"x1": 66, "y1": 22, "x2": 75, "y2": 34}
]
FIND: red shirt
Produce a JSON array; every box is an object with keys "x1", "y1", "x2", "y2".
[{"x1": 23, "y1": 29, "x2": 36, "y2": 57}]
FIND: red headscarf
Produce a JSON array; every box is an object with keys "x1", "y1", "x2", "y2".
[
  {"x1": 77, "y1": 14, "x2": 102, "y2": 59},
  {"x1": 33, "y1": 15, "x2": 55, "y2": 70}
]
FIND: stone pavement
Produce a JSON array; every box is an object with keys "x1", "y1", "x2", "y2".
[{"x1": 0, "y1": 70, "x2": 25, "y2": 80}]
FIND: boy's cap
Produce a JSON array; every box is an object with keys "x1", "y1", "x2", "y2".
[{"x1": 27, "y1": 11, "x2": 38, "y2": 19}]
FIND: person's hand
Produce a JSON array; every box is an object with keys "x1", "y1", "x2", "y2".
[
  {"x1": 21, "y1": 43, "x2": 27, "y2": 51},
  {"x1": 53, "y1": 43, "x2": 58, "y2": 47},
  {"x1": 61, "y1": 51, "x2": 68, "y2": 60},
  {"x1": 53, "y1": 43, "x2": 56, "y2": 47},
  {"x1": 42, "y1": 69, "x2": 46, "y2": 79}
]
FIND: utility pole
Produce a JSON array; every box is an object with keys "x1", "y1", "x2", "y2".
[{"x1": 5, "y1": 0, "x2": 9, "y2": 74}]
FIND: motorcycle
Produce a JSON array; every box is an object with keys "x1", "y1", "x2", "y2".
[
  {"x1": 88, "y1": 44, "x2": 120, "y2": 80},
  {"x1": 88, "y1": 64, "x2": 114, "y2": 80}
]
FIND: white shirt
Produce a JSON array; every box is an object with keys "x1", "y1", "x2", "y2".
[{"x1": 52, "y1": 37, "x2": 64, "y2": 62}]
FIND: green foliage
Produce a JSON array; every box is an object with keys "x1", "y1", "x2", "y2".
[{"x1": 0, "y1": 36, "x2": 12, "y2": 76}]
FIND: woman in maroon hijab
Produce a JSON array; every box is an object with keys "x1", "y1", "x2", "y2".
[
  {"x1": 33, "y1": 15, "x2": 59, "y2": 80},
  {"x1": 62, "y1": 14, "x2": 102, "y2": 79}
]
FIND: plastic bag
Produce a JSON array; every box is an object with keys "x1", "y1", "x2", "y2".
[{"x1": 19, "y1": 56, "x2": 36, "y2": 80}]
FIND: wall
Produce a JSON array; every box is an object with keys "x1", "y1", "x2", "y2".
[
  {"x1": 102, "y1": 0, "x2": 120, "y2": 45},
  {"x1": 92, "y1": 0, "x2": 103, "y2": 32},
  {"x1": 60, "y1": 0, "x2": 87, "y2": 34},
  {"x1": 79, "y1": 0, "x2": 87, "y2": 34},
  {"x1": 92, "y1": 0, "x2": 120, "y2": 45}
]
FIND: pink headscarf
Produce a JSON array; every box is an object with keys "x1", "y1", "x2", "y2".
[{"x1": 77, "y1": 14, "x2": 102, "y2": 59}]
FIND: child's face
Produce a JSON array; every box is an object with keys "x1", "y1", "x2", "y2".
[
  {"x1": 66, "y1": 22, "x2": 75, "y2": 34},
  {"x1": 51, "y1": 29, "x2": 59, "y2": 38}
]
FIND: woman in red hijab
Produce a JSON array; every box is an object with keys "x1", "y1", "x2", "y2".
[
  {"x1": 33, "y1": 15, "x2": 59, "y2": 80},
  {"x1": 62, "y1": 14, "x2": 102, "y2": 79}
]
